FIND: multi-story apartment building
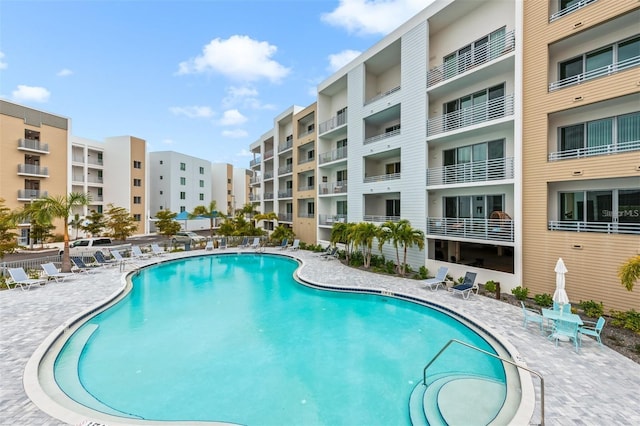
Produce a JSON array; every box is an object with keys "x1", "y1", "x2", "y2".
[
  {"x1": 211, "y1": 163, "x2": 235, "y2": 216},
  {"x1": 293, "y1": 103, "x2": 318, "y2": 243},
  {"x1": 316, "y1": 0, "x2": 520, "y2": 286},
  {"x1": 522, "y1": 0, "x2": 639, "y2": 312},
  {"x1": 232, "y1": 167, "x2": 252, "y2": 214}
]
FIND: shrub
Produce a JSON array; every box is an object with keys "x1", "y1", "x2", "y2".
[
  {"x1": 579, "y1": 300, "x2": 604, "y2": 318},
  {"x1": 370, "y1": 254, "x2": 385, "y2": 268},
  {"x1": 384, "y1": 260, "x2": 396, "y2": 274},
  {"x1": 457, "y1": 276, "x2": 464, "y2": 284},
  {"x1": 349, "y1": 251, "x2": 364, "y2": 267},
  {"x1": 511, "y1": 286, "x2": 529, "y2": 301},
  {"x1": 484, "y1": 280, "x2": 497, "y2": 293},
  {"x1": 418, "y1": 266, "x2": 429, "y2": 280},
  {"x1": 534, "y1": 293, "x2": 553, "y2": 308},
  {"x1": 610, "y1": 309, "x2": 640, "y2": 333}
]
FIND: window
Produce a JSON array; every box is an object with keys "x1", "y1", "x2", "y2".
[
  {"x1": 307, "y1": 202, "x2": 315, "y2": 215},
  {"x1": 286, "y1": 135, "x2": 293, "y2": 142},
  {"x1": 97, "y1": 188, "x2": 103, "y2": 197},
  {"x1": 286, "y1": 203, "x2": 293, "y2": 214},
  {"x1": 180, "y1": 162, "x2": 186, "y2": 171},
  {"x1": 199, "y1": 193, "x2": 204, "y2": 201},
  {"x1": 307, "y1": 124, "x2": 315, "y2": 132},
  {"x1": 180, "y1": 206, "x2": 186, "y2": 213},
  {"x1": 337, "y1": 138, "x2": 348, "y2": 149},
  {"x1": 307, "y1": 175, "x2": 314, "y2": 187},
  {"x1": 160, "y1": 176, "x2": 163, "y2": 180},
  {"x1": 385, "y1": 162, "x2": 401, "y2": 175},
  {"x1": 444, "y1": 195, "x2": 504, "y2": 218},
  {"x1": 227, "y1": 178, "x2": 231, "y2": 184},
  {"x1": 386, "y1": 199, "x2": 400, "y2": 217},
  {"x1": 443, "y1": 27, "x2": 506, "y2": 77},
  {"x1": 336, "y1": 200, "x2": 347, "y2": 215},
  {"x1": 559, "y1": 189, "x2": 639, "y2": 224},
  {"x1": 307, "y1": 150, "x2": 315, "y2": 160},
  {"x1": 199, "y1": 166, "x2": 205, "y2": 174},
  {"x1": 133, "y1": 178, "x2": 141, "y2": 187},
  {"x1": 336, "y1": 107, "x2": 347, "y2": 126},
  {"x1": 97, "y1": 153, "x2": 103, "y2": 164},
  {"x1": 443, "y1": 139, "x2": 505, "y2": 182},
  {"x1": 443, "y1": 83, "x2": 505, "y2": 130},
  {"x1": 385, "y1": 124, "x2": 400, "y2": 133},
  {"x1": 160, "y1": 160, "x2": 163, "y2": 165},
  {"x1": 133, "y1": 160, "x2": 142, "y2": 169},
  {"x1": 97, "y1": 205, "x2": 103, "y2": 214},
  {"x1": 133, "y1": 214, "x2": 141, "y2": 222},
  {"x1": 159, "y1": 190, "x2": 163, "y2": 195},
  {"x1": 336, "y1": 169, "x2": 347, "y2": 182},
  {"x1": 199, "y1": 180, "x2": 205, "y2": 188},
  {"x1": 558, "y1": 112, "x2": 639, "y2": 153},
  {"x1": 159, "y1": 205, "x2": 163, "y2": 210},
  {"x1": 180, "y1": 192, "x2": 186, "y2": 200},
  {"x1": 133, "y1": 196, "x2": 141, "y2": 204},
  {"x1": 227, "y1": 190, "x2": 231, "y2": 195},
  {"x1": 180, "y1": 177, "x2": 186, "y2": 185}
]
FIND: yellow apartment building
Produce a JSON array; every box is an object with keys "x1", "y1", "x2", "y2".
[{"x1": 292, "y1": 103, "x2": 317, "y2": 244}]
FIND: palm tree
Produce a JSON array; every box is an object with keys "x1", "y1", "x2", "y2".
[
  {"x1": 378, "y1": 219, "x2": 424, "y2": 276},
  {"x1": 619, "y1": 255, "x2": 640, "y2": 291},
  {"x1": 190, "y1": 201, "x2": 218, "y2": 237},
  {"x1": 352, "y1": 222, "x2": 380, "y2": 268},
  {"x1": 330, "y1": 221, "x2": 355, "y2": 263},
  {"x1": 30, "y1": 192, "x2": 90, "y2": 272}
]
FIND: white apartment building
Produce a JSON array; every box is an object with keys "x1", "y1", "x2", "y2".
[{"x1": 315, "y1": 0, "x2": 520, "y2": 288}]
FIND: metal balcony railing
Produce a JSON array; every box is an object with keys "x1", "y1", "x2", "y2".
[
  {"x1": 264, "y1": 192, "x2": 274, "y2": 200},
  {"x1": 72, "y1": 155, "x2": 84, "y2": 163},
  {"x1": 319, "y1": 110, "x2": 348, "y2": 134},
  {"x1": 298, "y1": 212, "x2": 315, "y2": 219},
  {"x1": 264, "y1": 149, "x2": 274, "y2": 160},
  {"x1": 550, "y1": 0, "x2": 597, "y2": 22},
  {"x1": 249, "y1": 194, "x2": 261, "y2": 201},
  {"x1": 87, "y1": 176, "x2": 103, "y2": 184},
  {"x1": 278, "y1": 165, "x2": 293, "y2": 175},
  {"x1": 319, "y1": 181, "x2": 348, "y2": 195},
  {"x1": 298, "y1": 126, "x2": 315, "y2": 137},
  {"x1": 427, "y1": 217, "x2": 514, "y2": 242},
  {"x1": 18, "y1": 139, "x2": 49, "y2": 153},
  {"x1": 264, "y1": 171, "x2": 274, "y2": 180},
  {"x1": 363, "y1": 215, "x2": 401, "y2": 223},
  {"x1": 548, "y1": 221, "x2": 639, "y2": 235},
  {"x1": 549, "y1": 139, "x2": 640, "y2": 161},
  {"x1": 427, "y1": 30, "x2": 515, "y2": 87},
  {"x1": 427, "y1": 94, "x2": 514, "y2": 136},
  {"x1": 318, "y1": 214, "x2": 347, "y2": 225},
  {"x1": 18, "y1": 164, "x2": 49, "y2": 176},
  {"x1": 426, "y1": 157, "x2": 514, "y2": 186},
  {"x1": 17, "y1": 189, "x2": 47, "y2": 200},
  {"x1": 278, "y1": 213, "x2": 293, "y2": 222},
  {"x1": 364, "y1": 172, "x2": 401, "y2": 183},
  {"x1": 319, "y1": 146, "x2": 348, "y2": 164},
  {"x1": 297, "y1": 185, "x2": 314, "y2": 192},
  {"x1": 364, "y1": 86, "x2": 401, "y2": 105},
  {"x1": 298, "y1": 156, "x2": 315, "y2": 165},
  {"x1": 72, "y1": 175, "x2": 84, "y2": 183},
  {"x1": 278, "y1": 189, "x2": 293, "y2": 198},
  {"x1": 278, "y1": 140, "x2": 293, "y2": 152},
  {"x1": 87, "y1": 157, "x2": 103, "y2": 166},
  {"x1": 364, "y1": 127, "x2": 400, "y2": 145},
  {"x1": 250, "y1": 157, "x2": 261, "y2": 167},
  {"x1": 250, "y1": 177, "x2": 260, "y2": 185},
  {"x1": 549, "y1": 55, "x2": 640, "y2": 91}
]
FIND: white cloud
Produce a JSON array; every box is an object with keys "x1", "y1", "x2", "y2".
[
  {"x1": 177, "y1": 35, "x2": 290, "y2": 83},
  {"x1": 12, "y1": 85, "x2": 50, "y2": 103},
  {"x1": 328, "y1": 49, "x2": 362, "y2": 72},
  {"x1": 218, "y1": 109, "x2": 247, "y2": 126},
  {"x1": 321, "y1": 0, "x2": 431, "y2": 36},
  {"x1": 57, "y1": 68, "x2": 73, "y2": 77},
  {"x1": 169, "y1": 105, "x2": 215, "y2": 119},
  {"x1": 236, "y1": 148, "x2": 253, "y2": 157},
  {"x1": 162, "y1": 138, "x2": 174, "y2": 145},
  {"x1": 222, "y1": 85, "x2": 276, "y2": 110},
  {"x1": 222, "y1": 129, "x2": 248, "y2": 138},
  {"x1": 0, "y1": 52, "x2": 7, "y2": 70}
]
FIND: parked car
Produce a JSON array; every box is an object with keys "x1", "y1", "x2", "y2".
[
  {"x1": 171, "y1": 231, "x2": 207, "y2": 245},
  {"x1": 59, "y1": 238, "x2": 131, "y2": 256}
]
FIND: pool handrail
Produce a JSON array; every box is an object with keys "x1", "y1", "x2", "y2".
[{"x1": 422, "y1": 338, "x2": 545, "y2": 425}]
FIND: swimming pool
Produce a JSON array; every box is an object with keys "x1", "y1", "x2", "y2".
[{"x1": 41, "y1": 253, "x2": 522, "y2": 425}]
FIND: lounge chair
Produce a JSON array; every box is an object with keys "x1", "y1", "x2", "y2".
[
  {"x1": 550, "y1": 318, "x2": 581, "y2": 353},
  {"x1": 578, "y1": 316, "x2": 605, "y2": 348},
  {"x1": 7, "y1": 267, "x2": 47, "y2": 290},
  {"x1": 315, "y1": 246, "x2": 332, "y2": 256},
  {"x1": 41, "y1": 262, "x2": 75, "y2": 283},
  {"x1": 422, "y1": 266, "x2": 448, "y2": 291},
  {"x1": 150, "y1": 243, "x2": 167, "y2": 256},
  {"x1": 449, "y1": 272, "x2": 478, "y2": 299},
  {"x1": 94, "y1": 251, "x2": 118, "y2": 267},
  {"x1": 111, "y1": 249, "x2": 138, "y2": 265},
  {"x1": 288, "y1": 239, "x2": 300, "y2": 251},
  {"x1": 249, "y1": 237, "x2": 261, "y2": 249},
  {"x1": 71, "y1": 257, "x2": 101, "y2": 274},
  {"x1": 218, "y1": 238, "x2": 227, "y2": 249},
  {"x1": 520, "y1": 301, "x2": 544, "y2": 332},
  {"x1": 320, "y1": 247, "x2": 339, "y2": 260},
  {"x1": 131, "y1": 245, "x2": 152, "y2": 260},
  {"x1": 277, "y1": 238, "x2": 288, "y2": 250},
  {"x1": 238, "y1": 237, "x2": 249, "y2": 248},
  {"x1": 204, "y1": 240, "x2": 214, "y2": 251}
]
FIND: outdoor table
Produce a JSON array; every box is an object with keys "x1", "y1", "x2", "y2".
[{"x1": 542, "y1": 308, "x2": 583, "y2": 342}]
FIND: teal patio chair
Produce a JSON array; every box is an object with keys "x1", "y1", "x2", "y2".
[
  {"x1": 578, "y1": 316, "x2": 605, "y2": 349},
  {"x1": 550, "y1": 318, "x2": 580, "y2": 353},
  {"x1": 520, "y1": 301, "x2": 544, "y2": 332},
  {"x1": 553, "y1": 301, "x2": 572, "y2": 314}
]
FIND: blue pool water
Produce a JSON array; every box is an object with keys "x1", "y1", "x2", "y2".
[{"x1": 54, "y1": 254, "x2": 505, "y2": 425}]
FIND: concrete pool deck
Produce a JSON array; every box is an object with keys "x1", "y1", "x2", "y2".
[{"x1": 1, "y1": 248, "x2": 639, "y2": 425}]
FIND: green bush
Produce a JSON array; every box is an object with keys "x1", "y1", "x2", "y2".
[
  {"x1": 484, "y1": 280, "x2": 497, "y2": 293},
  {"x1": 370, "y1": 254, "x2": 385, "y2": 268},
  {"x1": 418, "y1": 266, "x2": 429, "y2": 280},
  {"x1": 579, "y1": 300, "x2": 604, "y2": 318},
  {"x1": 511, "y1": 286, "x2": 529, "y2": 301},
  {"x1": 534, "y1": 293, "x2": 553, "y2": 308},
  {"x1": 349, "y1": 251, "x2": 364, "y2": 267},
  {"x1": 610, "y1": 309, "x2": 640, "y2": 333},
  {"x1": 384, "y1": 260, "x2": 396, "y2": 274}
]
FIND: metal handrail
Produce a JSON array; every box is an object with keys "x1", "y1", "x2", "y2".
[{"x1": 422, "y1": 338, "x2": 544, "y2": 425}]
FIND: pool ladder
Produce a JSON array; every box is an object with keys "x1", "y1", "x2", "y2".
[{"x1": 422, "y1": 339, "x2": 545, "y2": 426}]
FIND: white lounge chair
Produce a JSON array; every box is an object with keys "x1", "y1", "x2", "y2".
[
  {"x1": 320, "y1": 247, "x2": 339, "y2": 260},
  {"x1": 7, "y1": 267, "x2": 47, "y2": 290},
  {"x1": 150, "y1": 243, "x2": 167, "y2": 256},
  {"x1": 238, "y1": 237, "x2": 249, "y2": 248},
  {"x1": 131, "y1": 245, "x2": 152, "y2": 260},
  {"x1": 288, "y1": 239, "x2": 300, "y2": 251},
  {"x1": 41, "y1": 262, "x2": 75, "y2": 283},
  {"x1": 218, "y1": 238, "x2": 227, "y2": 249},
  {"x1": 449, "y1": 272, "x2": 478, "y2": 299},
  {"x1": 422, "y1": 266, "x2": 448, "y2": 291},
  {"x1": 250, "y1": 237, "x2": 261, "y2": 249},
  {"x1": 204, "y1": 240, "x2": 214, "y2": 251},
  {"x1": 277, "y1": 238, "x2": 288, "y2": 250},
  {"x1": 110, "y1": 250, "x2": 137, "y2": 264}
]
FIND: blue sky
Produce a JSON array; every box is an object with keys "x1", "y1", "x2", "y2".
[{"x1": 1, "y1": 0, "x2": 431, "y2": 167}]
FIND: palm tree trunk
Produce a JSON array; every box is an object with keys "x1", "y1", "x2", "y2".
[{"x1": 61, "y1": 219, "x2": 72, "y2": 272}]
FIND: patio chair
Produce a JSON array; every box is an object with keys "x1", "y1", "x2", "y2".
[
  {"x1": 320, "y1": 247, "x2": 339, "y2": 260},
  {"x1": 550, "y1": 318, "x2": 580, "y2": 353},
  {"x1": 94, "y1": 251, "x2": 118, "y2": 267},
  {"x1": 422, "y1": 266, "x2": 448, "y2": 291},
  {"x1": 204, "y1": 240, "x2": 214, "y2": 251},
  {"x1": 315, "y1": 245, "x2": 332, "y2": 257},
  {"x1": 578, "y1": 316, "x2": 606, "y2": 348},
  {"x1": 150, "y1": 243, "x2": 167, "y2": 256},
  {"x1": 219, "y1": 238, "x2": 227, "y2": 249},
  {"x1": 41, "y1": 262, "x2": 75, "y2": 283},
  {"x1": 449, "y1": 272, "x2": 478, "y2": 299},
  {"x1": 250, "y1": 237, "x2": 261, "y2": 250},
  {"x1": 7, "y1": 267, "x2": 47, "y2": 290},
  {"x1": 520, "y1": 301, "x2": 544, "y2": 332},
  {"x1": 238, "y1": 237, "x2": 249, "y2": 248},
  {"x1": 288, "y1": 239, "x2": 300, "y2": 251},
  {"x1": 71, "y1": 257, "x2": 101, "y2": 274},
  {"x1": 111, "y1": 250, "x2": 137, "y2": 265},
  {"x1": 131, "y1": 245, "x2": 152, "y2": 260},
  {"x1": 553, "y1": 302, "x2": 572, "y2": 314},
  {"x1": 278, "y1": 238, "x2": 288, "y2": 250}
]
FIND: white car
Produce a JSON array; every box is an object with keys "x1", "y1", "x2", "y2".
[{"x1": 171, "y1": 231, "x2": 207, "y2": 245}]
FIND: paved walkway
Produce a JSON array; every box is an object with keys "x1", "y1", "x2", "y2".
[{"x1": 1, "y1": 249, "x2": 639, "y2": 425}]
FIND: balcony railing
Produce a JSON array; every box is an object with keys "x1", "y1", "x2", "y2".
[
  {"x1": 319, "y1": 181, "x2": 348, "y2": 194},
  {"x1": 550, "y1": 0, "x2": 597, "y2": 22},
  {"x1": 264, "y1": 192, "x2": 274, "y2": 200},
  {"x1": 364, "y1": 172, "x2": 401, "y2": 183},
  {"x1": 298, "y1": 126, "x2": 315, "y2": 137},
  {"x1": 278, "y1": 189, "x2": 293, "y2": 198},
  {"x1": 18, "y1": 164, "x2": 48, "y2": 177},
  {"x1": 426, "y1": 157, "x2": 514, "y2": 186},
  {"x1": 264, "y1": 171, "x2": 274, "y2": 180},
  {"x1": 17, "y1": 189, "x2": 47, "y2": 200},
  {"x1": 87, "y1": 176, "x2": 104, "y2": 184},
  {"x1": 298, "y1": 212, "x2": 315, "y2": 219},
  {"x1": 364, "y1": 127, "x2": 400, "y2": 145},
  {"x1": 278, "y1": 213, "x2": 293, "y2": 222},
  {"x1": 427, "y1": 30, "x2": 515, "y2": 87},
  {"x1": 548, "y1": 221, "x2": 639, "y2": 235},
  {"x1": 298, "y1": 185, "x2": 314, "y2": 192},
  {"x1": 250, "y1": 177, "x2": 260, "y2": 185},
  {"x1": 250, "y1": 157, "x2": 261, "y2": 167},
  {"x1": 319, "y1": 110, "x2": 348, "y2": 134},
  {"x1": 249, "y1": 194, "x2": 261, "y2": 201},
  {"x1": 549, "y1": 55, "x2": 640, "y2": 91},
  {"x1": 278, "y1": 140, "x2": 293, "y2": 152},
  {"x1": 72, "y1": 175, "x2": 84, "y2": 183},
  {"x1": 363, "y1": 215, "x2": 401, "y2": 223},
  {"x1": 264, "y1": 149, "x2": 274, "y2": 160},
  {"x1": 427, "y1": 94, "x2": 514, "y2": 136},
  {"x1": 87, "y1": 157, "x2": 103, "y2": 166},
  {"x1": 72, "y1": 155, "x2": 84, "y2": 163},
  {"x1": 427, "y1": 217, "x2": 514, "y2": 242},
  {"x1": 364, "y1": 86, "x2": 401, "y2": 105},
  {"x1": 278, "y1": 165, "x2": 293, "y2": 175},
  {"x1": 298, "y1": 156, "x2": 315, "y2": 165},
  {"x1": 548, "y1": 139, "x2": 640, "y2": 161},
  {"x1": 18, "y1": 139, "x2": 49, "y2": 153},
  {"x1": 319, "y1": 146, "x2": 348, "y2": 164},
  {"x1": 318, "y1": 214, "x2": 347, "y2": 226}
]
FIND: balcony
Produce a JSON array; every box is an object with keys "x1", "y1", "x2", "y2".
[
  {"x1": 17, "y1": 189, "x2": 47, "y2": 201},
  {"x1": 264, "y1": 171, "x2": 274, "y2": 180},
  {"x1": 278, "y1": 139, "x2": 293, "y2": 152},
  {"x1": 550, "y1": 0, "x2": 597, "y2": 22},
  {"x1": 87, "y1": 175, "x2": 104, "y2": 184},
  {"x1": 87, "y1": 157, "x2": 103, "y2": 166},
  {"x1": 319, "y1": 181, "x2": 348, "y2": 195},
  {"x1": 364, "y1": 86, "x2": 401, "y2": 105},
  {"x1": 249, "y1": 194, "x2": 261, "y2": 201},
  {"x1": 18, "y1": 164, "x2": 49, "y2": 177},
  {"x1": 364, "y1": 172, "x2": 400, "y2": 184},
  {"x1": 250, "y1": 177, "x2": 260, "y2": 185},
  {"x1": 319, "y1": 110, "x2": 348, "y2": 134},
  {"x1": 364, "y1": 127, "x2": 400, "y2": 145},
  {"x1": 298, "y1": 184, "x2": 314, "y2": 192},
  {"x1": 426, "y1": 157, "x2": 514, "y2": 186},
  {"x1": 427, "y1": 30, "x2": 515, "y2": 88},
  {"x1": 18, "y1": 139, "x2": 49, "y2": 153},
  {"x1": 264, "y1": 192, "x2": 274, "y2": 200},
  {"x1": 264, "y1": 149, "x2": 274, "y2": 160},
  {"x1": 298, "y1": 126, "x2": 315, "y2": 138},
  {"x1": 549, "y1": 55, "x2": 640, "y2": 91},
  {"x1": 319, "y1": 146, "x2": 347, "y2": 165},
  {"x1": 427, "y1": 94, "x2": 514, "y2": 137},
  {"x1": 427, "y1": 217, "x2": 514, "y2": 242},
  {"x1": 549, "y1": 139, "x2": 640, "y2": 161},
  {"x1": 363, "y1": 215, "x2": 400, "y2": 223},
  {"x1": 298, "y1": 156, "x2": 315, "y2": 165},
  {"x1": 278, "y1": 164, "x2": 293, "y2": 175},
  {"x1": 250, "y1": 157, "x2": 261, "y2": 167},
  {"x1": 278, "y1": 189, "x2": 293, "y2": 198},
  {"x1": 278, "y1": 213, "x2": 293, "y2": 222},
  {"x1": 298, "y1": 212, "x2": 315, "y2": 219},
  {"x1": 548, "y1": 221, "x2": 639, "y2": 235},
  {"x1": 318, "y1": 214, "x2": 347, "y2": 226},
  {"x1": 72, "y1": 175, "x2": 85, "y2": 183}
]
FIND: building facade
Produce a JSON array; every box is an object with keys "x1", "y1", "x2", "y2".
[{"x1": 293, "y1": 103, "x2": 318, "y2": 244}]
